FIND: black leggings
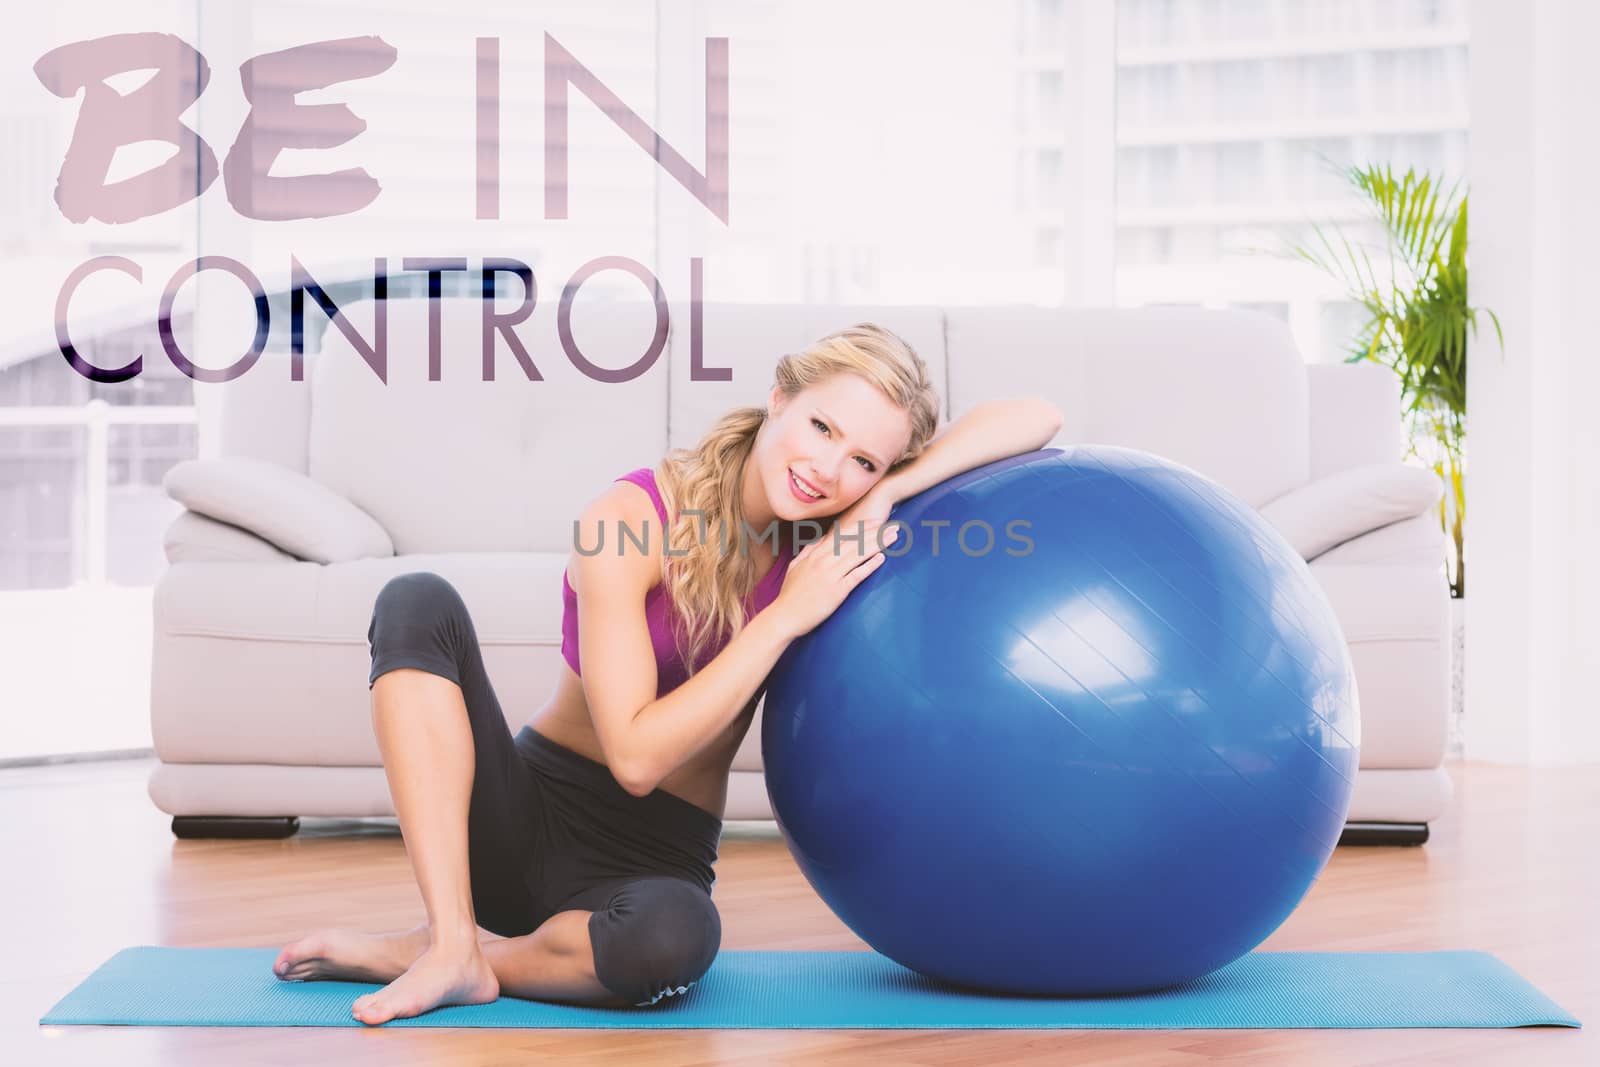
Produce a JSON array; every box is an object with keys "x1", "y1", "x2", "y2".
[{"x1": 366, "y1": 571, "x2": 724, "y2": 1008}]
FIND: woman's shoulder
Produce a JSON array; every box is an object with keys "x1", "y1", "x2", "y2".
[
  {"x1": 567, "y1": 467, "x2": 669, "y2": 596},
  {"x1": 611, "y1": 465, "x2": 670, "y2": 522},
  {"x1": 581, "y1": 465, "x2": 665, "y2": 521}
]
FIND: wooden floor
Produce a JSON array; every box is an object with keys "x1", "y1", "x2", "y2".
[{"x1": 6, "y1": 757, "x2": 1593, "y2": 1066}]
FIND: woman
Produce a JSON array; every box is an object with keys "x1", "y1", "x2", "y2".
[{"x1": 272, "y1": 322, "x2": 1062, "y2": 1024}]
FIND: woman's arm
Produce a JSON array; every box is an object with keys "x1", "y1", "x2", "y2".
[
  {"x1": 879, "y1": 397, "x2": 1063, "y2": 506},
  {"x1": 828, "y1": 397, "x2": 1065, "y2": 541},
  {"x1": 622, "y1": 610, "x2": 795, "y2": 795},
  {"x1": 625, "y1": 399, "x2": 1065, "y2": 791},
  {"x1": 574, "y1": 485, "x2": 803, "y2": 798}
]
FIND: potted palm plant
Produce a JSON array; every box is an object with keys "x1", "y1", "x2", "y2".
[{"x1": 1292, "y1": 163, "x2": 1502, "y2": 744}]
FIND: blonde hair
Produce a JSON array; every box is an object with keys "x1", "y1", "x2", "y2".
[{"x1": 655, "y1": 323, "x2": 941, "y2": 677}]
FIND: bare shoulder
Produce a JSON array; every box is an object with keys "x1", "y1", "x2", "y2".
[{"x1": 567, "y1": 479, "x2": 664, "y2": 597}]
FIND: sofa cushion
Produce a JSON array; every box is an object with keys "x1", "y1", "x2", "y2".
[
  {"x1": 309, "y1": 296, "x2": 669, "y2": 554},
  {"x1": 1306, "y1": 361, "x2": 1404, "y2": 479},
  {"x1": 945, "y1": 306, "x2": 1311, "y2": 508},
  {"x1": 164, "y1": 457, "x2": 394, "y2": 563},
  {"x1": 162, "y1": 510, "x2": 299, "y2": 564},
  {"x1": 152, "y1": 553, "x2": 570, "y2": 765},
  {"x1": 217, "y1": 349, "x2": 313, "y2": 473},
  {"x1": 667, "y1": 303, "x2": 949, "y2": 450},
  {"x1": 156, "y1": 553, "x2": 567, "y2": 643},
  {"x1": 1259, "y1": 462, "x2": 1444, "y2": 560},
  {"x1": 1315, "y1": 511, "x2": 1446, "y2": 565}
]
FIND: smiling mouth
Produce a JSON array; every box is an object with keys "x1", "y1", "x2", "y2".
[{"x1": 788, "y1": 468, "x2": 825, "y2": 501}]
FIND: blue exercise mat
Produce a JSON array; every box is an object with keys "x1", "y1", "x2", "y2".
[{"x1": 40, "y1": 947, "x2": 1580, "y2": 1030}]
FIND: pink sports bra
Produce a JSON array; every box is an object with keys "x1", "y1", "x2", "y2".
[{"x1": 560, "y1": 467, "x2": 794, "y2": 698}]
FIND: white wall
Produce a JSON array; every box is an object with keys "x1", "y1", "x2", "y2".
[{"x1": 1466, "y1": 0, "x2": 1600, "y2": 764}]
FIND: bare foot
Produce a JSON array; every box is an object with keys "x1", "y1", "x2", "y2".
[
  {"x1": 273, "y1": 925, "x2": 430, "y2": 985},
  {"x1": 349, "y1": 943, "x2": 500, "y2": 1025}
]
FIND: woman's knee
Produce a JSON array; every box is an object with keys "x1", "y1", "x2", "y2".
[
  {"x1": 374, "y1": 571, "x2": 463, "y2": 622},
  {"x1": 587, "y1": 878, "x2": 721, "y2": 1007},
  {"x1": 370, "y1": 572, "x2": 466, "y2": 638},
  {"x1": 367, "y1": 572, "x2": 470, "y2": 683}
]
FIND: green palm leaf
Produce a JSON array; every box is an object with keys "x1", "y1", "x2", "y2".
[{"x1": 1290, "y1": 164, "x2": 1504, "y2": 598}]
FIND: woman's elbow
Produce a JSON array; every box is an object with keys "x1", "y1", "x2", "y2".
[
  {"x1": 1036, "y1": 399, "x2": 1064, "y2": 436},
  {"x1": 1026, "y1": 400, "x2": 1064, "y2": 448},
  {"x1": 619, "y1": 772, "x2": 657, "y2": 799},
  {"x1": 614, "y1": 751, "x2": 658, "y2": 798}
]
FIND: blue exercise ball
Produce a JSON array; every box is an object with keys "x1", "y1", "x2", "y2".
[{"x1": 762, "y1": 445, "x2": 1360, "y2": 996}]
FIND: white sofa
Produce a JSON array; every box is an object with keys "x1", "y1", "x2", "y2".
[{"x1": 147, "y1": 297, "x2": 1452, "y2": 844}]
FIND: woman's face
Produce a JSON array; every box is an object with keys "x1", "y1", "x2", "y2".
[{"x1": 759, "y1": 373, "x2": 915, "y2": 520}]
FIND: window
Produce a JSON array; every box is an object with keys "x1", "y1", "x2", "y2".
[{"x1": 1114, "y1": 0, "x2": 1470, "y2": 367}]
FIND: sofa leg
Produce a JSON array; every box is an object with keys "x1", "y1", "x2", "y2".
[
  {"x1": 1339, "y1": 821, "x2": 1429, "y2": 846},
  {"x1": 171, "y1": 816, "x2": 300, "y2": 840}
]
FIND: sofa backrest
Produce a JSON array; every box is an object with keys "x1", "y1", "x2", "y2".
[
  {"x1": 215, "y1": 297, "x2": 1376, "y2": 553},
  {"x1": 1306, "y1": 360, "x2": 1405, "y2": 480},
  {"x1": 665, "y1": 303, "x2": 950, "y2": 451},
  {"x1": 310, "y1": 297, "x2": 669, "y2": 554},
  {"x1": 946, "y1": 305, "x2": 1311, "y2": 508}
]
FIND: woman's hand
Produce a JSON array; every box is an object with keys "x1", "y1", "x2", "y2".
[
  {"x1": 829, "y1": 482, "x2": 897, "y2": 538},
  {"x1": 771, "y1": 517, "x2": 898, "y2": 639}
]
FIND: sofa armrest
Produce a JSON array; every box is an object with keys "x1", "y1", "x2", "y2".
[
  {"x1": 163, "y1": 510, "x2": 301, "y2": 564},
  {"x1": 1258, "y1": 462, "x2": 1443, "y2": 561},
  {"x1": 162, "y1": 457, "x2": 395, "y2": 564},
  {"x1": 1312, "y1": 511, "x2": 1447, "y2": 566}
]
